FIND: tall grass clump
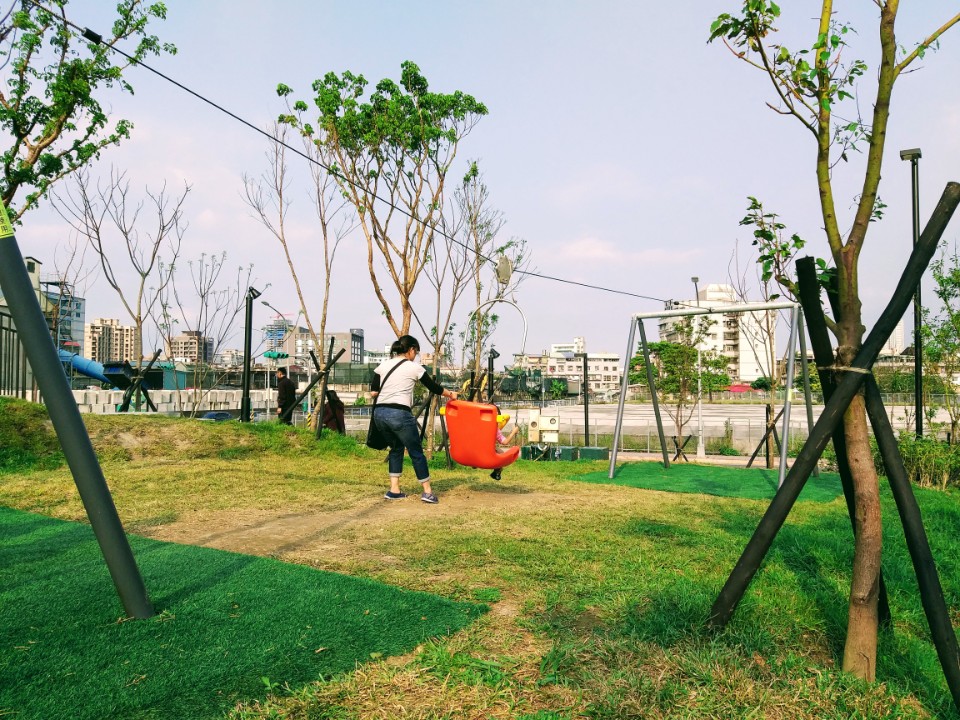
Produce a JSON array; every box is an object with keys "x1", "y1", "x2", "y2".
[{"x1": 0, "y1": 397, "x2": 64, "y2": 473}]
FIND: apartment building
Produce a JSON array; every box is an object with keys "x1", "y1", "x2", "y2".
[
  {"x1": 166, "y1": 330, "x2": 213, "y2": 363},
  {"x1": 657, "y1": 284, "x2": 775, "y2": 383},
  {"x1": 513, "y1": 337, "x2": 622, "y2": 395},
  {"x1": 83, "y1": 318, "x2": 139, "y2": 363}
]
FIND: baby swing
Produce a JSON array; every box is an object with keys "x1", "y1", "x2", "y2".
[
  {"x1": 444, "y1": 400, "x2": 520, "y2": 470},
  {"x1": 442, "y1": 263, "x2": 526, "y2": 470}
]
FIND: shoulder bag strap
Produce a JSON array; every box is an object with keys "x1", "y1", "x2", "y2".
[{"x1": 371, "y1": 359, "x2": 408, "y2": 408}]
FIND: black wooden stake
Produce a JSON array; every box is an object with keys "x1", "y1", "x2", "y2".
[
  {"x1": 708, "y1": 182, "x2": 960, "y2": 628},
  {"x1": 863, "y1": 377, "x2": 960, "y2": 710},
  {"x1": 795, "y1": 257, "x2": 892, "y2": 628}
]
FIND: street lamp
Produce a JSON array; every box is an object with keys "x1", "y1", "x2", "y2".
[
  {"x1": 900, "y1": 147, "x2": 923, "y2": 438},
  {"x1": 240, "y1": 286, "x2": 261, "y2": 422},
  {"x1": 692, "y1": 276, "x2": 705, "y2": 458}
]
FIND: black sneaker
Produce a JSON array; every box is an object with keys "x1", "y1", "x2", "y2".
[
  {"x1": 490, "y1": 468, "x2": 502, "y2": 481},
  {"x1": 420, "y1": 492, "x2": 439, "y2": 504},
  {"x1": 384, "y1": 491, "x2": 407, "y2": 500}
]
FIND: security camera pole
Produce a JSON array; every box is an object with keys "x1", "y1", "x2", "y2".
[{"x1": 900, "y1": 147, "x2": 923, "y2": 438}]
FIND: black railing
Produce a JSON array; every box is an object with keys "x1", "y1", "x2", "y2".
[{"x1": 0, "y1": 310, "x2": 35, "y2": 399}]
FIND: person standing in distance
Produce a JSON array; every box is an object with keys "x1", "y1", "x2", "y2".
[
  {"x1": 276, "y1": 367, "x2": 296, "y2": 425},
  {"x1": 371, "y1": 335, "x2": 457, "y2": 503}
]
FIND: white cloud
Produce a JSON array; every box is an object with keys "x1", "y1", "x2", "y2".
[{"x1": 554, "y1": 236, "x2": 701, "y2": 266}]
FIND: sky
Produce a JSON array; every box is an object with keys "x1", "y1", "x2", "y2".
[{"x1": 13, "y1": 1, "x2": 960, "y2": 366}]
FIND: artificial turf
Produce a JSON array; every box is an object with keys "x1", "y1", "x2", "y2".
[
  {"x1": 0, "y1": 507, "x2": 485, "y2": 720},
  {"x1": 576, "y1": 459, "x2": 843, "y2": 502}
]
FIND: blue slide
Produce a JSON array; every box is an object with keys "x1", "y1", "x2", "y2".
[{"x1": 58, "y1": 349, "x2": 112, "y2": 386}]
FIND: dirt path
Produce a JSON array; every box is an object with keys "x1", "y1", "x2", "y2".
[{"x1": 145, "y1": 486, "x2": 569, "y2": 558}]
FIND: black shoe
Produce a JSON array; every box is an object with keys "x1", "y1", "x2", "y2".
[{"x1": 490, "y1": 468, "x2": 502, "y2": 481}]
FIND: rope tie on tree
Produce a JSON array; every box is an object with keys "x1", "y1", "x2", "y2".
[{"x1": 817, "y1": 365, "x2": 872, "y2": 375}]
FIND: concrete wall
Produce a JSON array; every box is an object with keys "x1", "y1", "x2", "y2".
[{"x1": 72, "y1": 388, "x2": 278, "y2": 415}]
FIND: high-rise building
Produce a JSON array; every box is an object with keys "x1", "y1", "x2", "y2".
[
  {"x1": 84, "y1": 318, "x2": 139, "y2": 363},
  {"x1": 883, "y1": 318, "x2": 906, "y2": 355},
  {"x1": 657, "y1": 283, "x2": 776, "y2": 383},
  {"x1": 166, "y1": 330, "x2": 213, "y2": 363}
]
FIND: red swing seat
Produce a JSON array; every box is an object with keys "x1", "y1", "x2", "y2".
[{"x1": 444, "y1": 399, "x2": 521, "y2": 470}]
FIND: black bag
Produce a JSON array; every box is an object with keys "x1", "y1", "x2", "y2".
[
  {"x1": 365, "y1": 359, "x2": 407, "y2": 450},
  {"x1": 366, "y1": 418, "x2": 389, "y2": 450}
]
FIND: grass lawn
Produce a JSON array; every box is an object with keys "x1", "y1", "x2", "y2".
[
  {"x1": 580, "y1": 460, "x2": 844, "y2": 502},
  {"x1": 1, "y1": 399, "x2": 959, "y2": 719},
  {"x1": 0, "y1": 507, "x2": 483, "y2": 720}
]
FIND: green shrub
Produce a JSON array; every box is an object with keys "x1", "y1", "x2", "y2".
[
  {"x1": 0, "y1": 398, "x2": 65, "y2": 473},
  {"x1": 890, "y1": 434, "x2": 960, "y2": 490}
]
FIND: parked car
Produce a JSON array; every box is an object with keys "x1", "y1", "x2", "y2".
[{"x1": 198, "y1": 411, "x2": 233, "y2": 422}]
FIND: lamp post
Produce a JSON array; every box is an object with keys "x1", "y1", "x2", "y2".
[
  {"x1": 692, "y1": 277, "x2": 705, "y2": 458},
  {"x1": 240, "y1": 286, "x2": 261, "y2": 422},
  {"x1": 901, "y1": 147, "x2": 923, "y2": 438}
]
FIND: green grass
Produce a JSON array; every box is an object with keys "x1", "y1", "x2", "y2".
[
  {"x1": 1, "y1": 399, "x2": 959, "y2": 718},
  {"x1": 0, "y1": 507, "x2": 484, "y2": 720},
  {"x1": 0, "y1": 396, "x2": 65, "y2": 473},
  {"x1": 579, "y1": 460, "x2": 844, "y2": 502}
]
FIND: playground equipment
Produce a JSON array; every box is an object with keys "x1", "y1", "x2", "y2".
[
  {"x1": 443, "y1": 399, "x2": 520, "y2": 470},
  {"x1": 608, "y1": 300, "x2": 815, "y2": 487},
  {"x1": 58, "y1": 349, "x2": 162, "y2": 412},
  {"x1": 58, "y1": 349, "x2": 112, "y2": 386}
]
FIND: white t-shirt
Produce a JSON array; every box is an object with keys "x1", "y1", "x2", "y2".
[{"x1": 373, "y1": 357, "x2": 428, "y2": 408}]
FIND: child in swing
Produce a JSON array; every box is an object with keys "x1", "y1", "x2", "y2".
[{"x1": 490, "y1": 411, "x2": 519, "y2": 480}]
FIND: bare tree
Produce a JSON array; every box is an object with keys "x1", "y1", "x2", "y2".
[
  {"x1": 153, "y1": 252, "x2": 254, "y2": 414},
  {"x1": 242, "y1": 122, "x2": 354, "y2": 364},
  {"x1": 52, "y1": 167, "x2": 187, "y2": 368}
]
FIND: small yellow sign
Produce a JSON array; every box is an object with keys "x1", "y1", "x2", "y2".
[{"x1": 0, "y1": 203, "x2": 14, "y2": 239}]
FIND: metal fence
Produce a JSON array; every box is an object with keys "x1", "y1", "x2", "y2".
[{"x1": 0, "y1": 310, "x2": 36, "y2": 400}]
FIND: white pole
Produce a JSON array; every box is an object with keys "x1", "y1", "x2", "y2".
[{"x1": 696, "y1": 346, "x2": 705, "y2": 458}]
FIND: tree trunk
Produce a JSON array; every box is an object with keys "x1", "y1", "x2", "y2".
[{"x1": 841, "y1": 392, "x2": 882, "y2": 681}]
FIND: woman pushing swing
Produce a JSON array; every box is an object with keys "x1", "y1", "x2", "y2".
[{"x1": 370, "y1": 335, "x2": 457, "y2": 504}]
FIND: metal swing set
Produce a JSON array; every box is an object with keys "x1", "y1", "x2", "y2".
[{"x1": 607, "y1": 299, "x2": 817, "y2": 484}]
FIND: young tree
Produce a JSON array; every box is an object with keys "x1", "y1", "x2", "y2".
[
  {"x1": 278, "y1": 61, "x2": 487, "y2": 337},
  {"x1": 0, "y1": 0, "x2": 175, "y2": 221},
  {"x1": 242, "y1": 122, "x2": 354, "y2": 363},
  {"x1": 922, "y1": 245, "x2": 960, "y2": 444},
  {"x1": 51, "y1": 166, "x2": 187, "y2": 368},
  {"x1": 458, "y1": 161, "x2": 504, "y2": 374},
  {"x1": 710, "y1": 0, "x2": 960, "y2": 682},
  {"x1": 152, "y1": 252, "x2": 254, "y2": 414},
  {"x1": 730, "y1": 197, "x2": 810, "y2": 467},
  {"x1": 631, "y1": 317, "x2": 729, "y2": 450}
]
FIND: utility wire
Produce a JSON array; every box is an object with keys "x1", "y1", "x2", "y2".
[{"x1": 29, "y1": 1, "x2": 703, "y2": 309}]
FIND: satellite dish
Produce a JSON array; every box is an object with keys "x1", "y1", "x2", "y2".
[{"x1": 495, "y1": 256, "x2": 512, "y2": 285}]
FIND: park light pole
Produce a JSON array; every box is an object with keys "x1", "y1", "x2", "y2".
[
  {"x1": 901, "y1": 147, "x2": 923, "y2": 438},
  {"x1": 240, "y1": 286, "x2": 261, "y2": 422},
  {"x1": 692, "y1": 276, "x2": 705, "y2": 458}
]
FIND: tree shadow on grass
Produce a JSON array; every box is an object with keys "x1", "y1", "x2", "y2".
[{"x1": 0, "y1": 507, "x2": 485, "y2": 720}]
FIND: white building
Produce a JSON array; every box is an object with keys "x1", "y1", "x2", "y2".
[
  {"x1": 84, "y1": 318, "x2": 139, "y2": 363},
  {"x1": 515, "y1": 337, "x2": 622, "y2": 396},
  {"x1": 883, "y1": 318, "x2": 906, "y2": 356},
  {"x1": 215, "y1": 348, "x2": 245, "y2": 367},
  {"x1": 657, "y1": 284, "x2": 776, "y2": 383}
]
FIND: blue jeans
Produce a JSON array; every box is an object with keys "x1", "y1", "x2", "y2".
[{"x1": 374, "y1": 407, "x2": 430, "y2": 481}]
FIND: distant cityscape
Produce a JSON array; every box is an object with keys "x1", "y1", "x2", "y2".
[{"x1": 2, "y1": 256, "x2": 913, "y2": 399}]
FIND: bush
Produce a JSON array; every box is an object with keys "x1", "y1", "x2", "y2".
[{"x1": 887, "y1": 434, "x2": 960, "y2": 491}]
